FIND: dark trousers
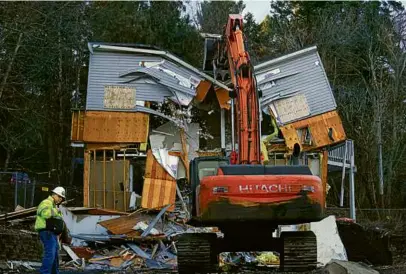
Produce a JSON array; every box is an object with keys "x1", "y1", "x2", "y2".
[{"x1": 39, "y1": 230, "x2": 59, "y2": 274}]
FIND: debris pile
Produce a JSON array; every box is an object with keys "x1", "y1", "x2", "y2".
[{"x1": 219, "y1": 251, "x2": 280, "y2": 271}]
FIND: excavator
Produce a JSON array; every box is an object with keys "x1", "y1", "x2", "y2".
[{"x1": 176, "y1": 14, "x2": 324, "y2": 273}]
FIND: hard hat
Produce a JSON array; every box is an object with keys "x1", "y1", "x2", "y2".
[{"x1": 52, "y1": 187, "x2": 66, "y2": 199}]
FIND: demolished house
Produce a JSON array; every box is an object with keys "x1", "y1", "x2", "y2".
[{"x1": 0, "y1": 43, "x2": 362, "y2": 272}]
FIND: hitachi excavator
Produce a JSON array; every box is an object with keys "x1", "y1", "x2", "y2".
[{"x1": 176, "y1": 14, "x2": 324, "y2": 273}]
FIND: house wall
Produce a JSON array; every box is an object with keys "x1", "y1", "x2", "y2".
[{"x1": 255, "y1": 47, "x2": 337, "y2": 125}]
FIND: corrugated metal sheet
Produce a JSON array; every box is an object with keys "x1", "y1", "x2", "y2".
[{"x1": 254, "y1": 46, "x2": 337, "y2": 125}]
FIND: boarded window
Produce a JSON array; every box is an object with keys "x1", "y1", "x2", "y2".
[
  {"x1": 104, "y1": 85, "x2": 136, "y2": 109},
  {"x1": 273, "y1": 93, "x2": 310, "y2": 124}
]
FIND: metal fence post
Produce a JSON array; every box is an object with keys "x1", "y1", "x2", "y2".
[
  {"x1": 31, "y1": 178, "x2": 36, "y2": 207},
  {"x1": 14, "y1": 172, "x2": 18, "y2": 209}
]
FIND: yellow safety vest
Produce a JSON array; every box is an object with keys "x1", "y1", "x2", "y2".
[{"x1": 34, "y1": 196, "x2": 63, "y2": 231}]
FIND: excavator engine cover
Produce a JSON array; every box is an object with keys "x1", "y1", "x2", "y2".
[{"x1": 196, "y1": 164, "x2": 324, "y2": 225}]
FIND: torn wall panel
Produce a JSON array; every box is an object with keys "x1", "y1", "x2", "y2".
[
  {"x1": 279, "y1": 110, "x2": 346, "y2": 151},
  {"x1": 141, "y1": 150, "x2": 177, "y2": 211},
  {"x1": 255, "y1": 46, "x2": 336, "y2": 125},
  {"x1": 152, "y1": 122, "x2": 200, "y2": 162},
  {"x1": 86, "y1": 43, "x2": 229, "y2": 109}
]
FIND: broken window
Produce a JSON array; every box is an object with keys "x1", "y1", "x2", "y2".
[{"x1": 297, "y1": 127, "x2": 312, "y2": 145}]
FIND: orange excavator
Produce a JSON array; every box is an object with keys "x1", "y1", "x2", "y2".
[{"x1": 176, "y1": 15, "x2": 324, "y2": 273}]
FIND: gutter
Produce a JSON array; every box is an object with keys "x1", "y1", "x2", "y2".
[{"x1": 90, "y1": 43, "x2": 231, "y2": 91}]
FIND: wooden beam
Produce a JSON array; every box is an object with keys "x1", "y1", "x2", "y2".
[
  {"x1": 321, "y1": 150, "x2": 329, "y2": 208},
  {"x1": 180, "y1": 129, "x2": 189, "y2": 180},
  {"x1": 83, "y1": 151, "x2": 90, "y2": 207}
]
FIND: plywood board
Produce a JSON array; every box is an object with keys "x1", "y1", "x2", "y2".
[
  {"x1": 142, "y1": 150, "x2": 176, "y2": 212},
  {"x1": 273, "y1": 93, "x2": 310, "y2": 124},
  {"x1": 141, "y1": 178, "x2": 176, "y2": 211},
  {"x1": 144, "y1": 150, "x2": 175, "y2": 181},
  {"x1": 104, "y1": 85, "x2": 136, "y2": 109},
  {"x1": 83, "y1": 111, "x2": 149, "y2": 143},
  {"x1": 195, "y1": 80, "x2": 212, "y2": 102},
  {"x1": 215, "y1": 88, "x2": 231, "y2": 110},
  {"x1": 280, "y1": 110, "x2": 346, "y2": 151}
]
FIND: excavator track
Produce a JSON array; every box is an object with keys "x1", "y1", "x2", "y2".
[
  {"x1": 280, "y1": 231, "x2": 318, "y2": 272},
  {"x1": 176, "y1": 233, "x2": 218, "y2": 274}
]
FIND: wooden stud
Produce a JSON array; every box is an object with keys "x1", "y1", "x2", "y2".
[
  {"x1": 180, "y1": 129, "x2": 189, "y2": 180},
  {"x1": 103, "y1": 149, "x2": 106, "y2": 209},
  {"x1": 71, "y1": 112, "x2": 75, "y2": 140},
  {"x1": 123, "y1": 150, "x2": 127, "y2": 211},
  {"x1": 93, "y1": 150, "x2": 97, "y2": 207},
  {"x1": 83, "y1": 151, "x2": 90, "y2": 207},
  {"x1": 113, "y1": 150, "x2": 116, "y2": 211},
  {"x1": 76, "y1": 110, "x2": 80, "y2": 140}
]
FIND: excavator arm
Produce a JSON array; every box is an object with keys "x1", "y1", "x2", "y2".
[{"x1": 224, "y1": 15, "x2": 261, "y2": 165}]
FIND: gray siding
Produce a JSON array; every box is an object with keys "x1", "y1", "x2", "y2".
[
  {"x1": 254, "y1": 47, "x2": 336, "y2": 125},
  {"x1": 86, "y1": 51, "x2": 204, "y2": 110}
]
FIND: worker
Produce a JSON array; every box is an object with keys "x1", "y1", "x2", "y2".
[{"x1": 35, "y1": 187, "x2": 66, "y2": 274}]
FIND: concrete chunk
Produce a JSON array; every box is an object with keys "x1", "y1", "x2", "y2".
[{"x1": 322, "y1": 260, "x2": 379, "y2": 274}]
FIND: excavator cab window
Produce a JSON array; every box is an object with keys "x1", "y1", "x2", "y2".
[
  {"x1": 197, "y1": 160, "x2": 228, "y2": 181},
  {"x1": 189, "y1": 156, "x2": 229, "y2": 216}
]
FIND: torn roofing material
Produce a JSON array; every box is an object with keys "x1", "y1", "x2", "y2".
[
  {"x1": 254, "y1": 46, "x2": 337, "y2": 125},
  {"x1": 86, "y1": 42, "x2": 230, "y2": 110}
]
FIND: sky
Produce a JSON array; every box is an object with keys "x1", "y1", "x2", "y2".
[
  {"x1": 184, "y1": 0, "x2": 271, "y2": 25},
  {"x1": 243, "y1": 0, "x2": 270, "y2": 23}
]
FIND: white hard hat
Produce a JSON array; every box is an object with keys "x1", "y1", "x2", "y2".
[{"x1": 52, "y1": 187, "x2": 66, "y2": 199}]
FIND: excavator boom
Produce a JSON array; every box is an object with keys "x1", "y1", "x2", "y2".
[{"x1": 225, "y1": 15, "x2": 261, "y2": 164}]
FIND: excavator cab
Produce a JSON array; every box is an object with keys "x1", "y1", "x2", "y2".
[{"x1": 188, "y1": 156, "x2": 229, "y2": 217}]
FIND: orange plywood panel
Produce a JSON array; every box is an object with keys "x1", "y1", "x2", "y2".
[
  {"x1": 83, "y1": 111, "x2": 149, "y2": 143},
  {"x1": 142, "y1": 150, "x2": 176, "y2": 212},
  {"x1": 195, "y1": 80, "x2": 212, "y2": 102},
  {"x1": 144, "y1": 150, "x2": 175, "y2": 181},
  {"x1": 279, "y1": 110, "x2": 346, "y2": 151},
  {"x1": 141, "y1": 178, "x2": 176, "y2": 212},
  {"x1": 215, "y1": 88, "x2": 231, "y2": 110}
]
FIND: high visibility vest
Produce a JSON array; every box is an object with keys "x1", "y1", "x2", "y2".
[{"x1": 34, "y1": 196, "x2": 63, "y2": 231}]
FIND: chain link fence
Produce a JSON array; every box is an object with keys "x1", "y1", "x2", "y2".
[{"x1": 0, "y1": 172, "x2": 83, "y2": 214}]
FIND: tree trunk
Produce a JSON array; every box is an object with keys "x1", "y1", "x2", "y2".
[
  {"x1": 3, "y1": 149, "x2": 12, "y2": 172},
  {"x1": 57, "y1": 16, "x2": 64, "y2": 184},
  {"x1": 0, "y1": 33, "x2": 23, "y2": 100}
]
